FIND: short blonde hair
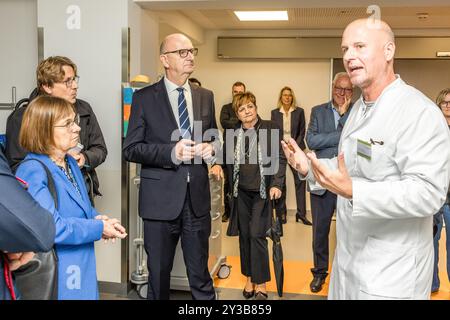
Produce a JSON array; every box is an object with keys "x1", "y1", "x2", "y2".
[
  {"x1": 232, "y1": 92, "x2": 257, "y2": 114},
  {"x1": 277, "y1": 86, "x2": 298, "y2": 110},
  {"x1": 20, "y1": 96, "x2": 76, "y2": 155},
  {"x1": 436, "y1": 88, "x2": 450, "y2": 107}
]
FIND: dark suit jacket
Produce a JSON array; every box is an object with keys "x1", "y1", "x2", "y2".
[
  {"x1": 220, "y1": 103, "x2": 239, "y2": 130},
  {"x1": 123, "y1": 78, "x2": 219, "y2": 220},
  {"x1": 305, "y1": 101, "x2": 352, "y2": 196},
  {"x1": 271, "y1": 107, "x2": 306, "y2": 150},
  {"x1": 305, "y1": 101, "x2": 352, "y2": 159},
  {"x1": 0, "y1": 148, "x2": 55, "y2": 300}
]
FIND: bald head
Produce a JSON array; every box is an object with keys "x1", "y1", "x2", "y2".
[
  {"x1": 344, "y1": 18, "x2": 395, "y2": 44},
  {"x1": 160, "y1": 33, "x2": 192, "y2": 55},
  {"x1": 341, "y1": 18, "x2": 396, "y2": 100}
]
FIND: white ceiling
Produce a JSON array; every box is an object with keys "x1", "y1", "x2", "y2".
[{"x1": 136, "y1": 0, "x2": 450, "y2": 31}]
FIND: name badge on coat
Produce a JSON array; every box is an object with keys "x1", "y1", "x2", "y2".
[{"x1": 357, "y1": 139, "x2": 372, "y2": 160}]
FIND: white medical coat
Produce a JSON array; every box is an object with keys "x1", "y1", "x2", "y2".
[{"x1": 306, "y1": 77, "x2": 450, "y2": 299}]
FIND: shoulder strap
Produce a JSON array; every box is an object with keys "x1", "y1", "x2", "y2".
[
  {"x1": 20, "y1": 159, "x2": 58, "y2": 210},
  {"x1": 13, "y1": 98, "x2": 30, "y2": 111}
]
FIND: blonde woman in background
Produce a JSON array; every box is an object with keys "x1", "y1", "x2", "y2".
[{"x1": 270, "y1": 87, "x2": 311, "y2": 225}]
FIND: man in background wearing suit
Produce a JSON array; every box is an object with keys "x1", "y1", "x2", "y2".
[
  {"x1": 305, "y1": 72, "x2": 353, "y2": 293},
  {"x1": 123, "y1": 33, "x2": 222, "y2": 300},
  {"x1": 219, "y1": 81, "x2": 246, "y2": 222}
]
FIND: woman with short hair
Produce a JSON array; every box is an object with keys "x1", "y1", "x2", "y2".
[{"x1": 225, "y1": 92, "x2": 286, "y2": 300}]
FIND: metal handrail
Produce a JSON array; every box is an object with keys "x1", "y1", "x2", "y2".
[{"x1": 0, "y1": 87, "x2": 16, "y2": 110}]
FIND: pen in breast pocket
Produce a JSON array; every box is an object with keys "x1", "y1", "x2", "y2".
[{"x1": 370, "y1": 138, "x2": 384, "y2": 145}]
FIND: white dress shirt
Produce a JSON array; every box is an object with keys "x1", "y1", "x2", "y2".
[{"x1": 164, "y1": 77, "x2": 193, "y2": 130}]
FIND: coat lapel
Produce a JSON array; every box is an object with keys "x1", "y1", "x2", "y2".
[
  {"x1": 30, "y1": 154, "x2": 91, "y2": 218},
  {"x1": 190, "y1": 84, "x2": 202, "y2": 137},
  {"x1": 156, "y1": 79, "x2": 179, "y2": 130},
  {"x1": 325, "y1": 104, "x2": 337, "y2": 132},
  {"x1": 66, "y1": 157, "x2": 93, "y2": 217},
  {"x1": 191, "y1": 84, "x2": 201, "y2": 120},
  {"x1": 290, "y1": 108, "x2": 298, "y2": 136}
]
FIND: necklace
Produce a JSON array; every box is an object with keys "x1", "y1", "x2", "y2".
[{"x1": 50, "y1": 156, "x2": 66, "y2": 169}]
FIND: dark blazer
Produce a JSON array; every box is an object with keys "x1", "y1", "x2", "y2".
[
  {"x1": 306, "y1": 101, "x2": 351, "y2": 159},
  {"x1": 271, "y1": 107, "x2": 306, "y2": 150},
  {"x1": 5, "y1": 90, "x2": 107, "y2": 198},
  {"x1": 123, "y1": 78, "x2": 219, "y2": 220},
  {"x1": 0, "y1": 148, "x2": 55, "y2": 300},
  {"x1": 220, "y1": 103, "x2": 239, "y2": 130},
  {"x1": 306, "y1": 101, "x2": 351, "y2": 196},
  {"x1": 224, "y1": 118, "x2": 286, "y2": 236}
]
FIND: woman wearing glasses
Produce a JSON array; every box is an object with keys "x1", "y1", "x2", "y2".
[
  {"x1": 16, "y1": 96, "x2": 127, "y2": 300},
  {"x1": 6, "y1": 56, "x2": 107, "y2": 206},
  {"x1": 432, "y1": 88, "x2": 450, "y2": 293}
]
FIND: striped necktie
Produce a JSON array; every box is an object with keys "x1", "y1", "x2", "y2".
[{"x1": 176, "y1": 87, "x2": 191, "y2": 139}]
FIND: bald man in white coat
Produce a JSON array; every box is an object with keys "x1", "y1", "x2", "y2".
[{"x1": 282, "y1": 18, "x2": 450, "y2": 299}]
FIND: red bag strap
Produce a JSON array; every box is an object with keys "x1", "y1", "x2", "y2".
[{"x1": 2, "y1": 253, "x2": 16, "y2": 300}]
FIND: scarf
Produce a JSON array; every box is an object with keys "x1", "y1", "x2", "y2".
[{"x1": 232, "y1": 124, "x2": 266, "y2": 199}]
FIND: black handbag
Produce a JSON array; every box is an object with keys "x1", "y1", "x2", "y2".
[{"x1": 14, "y1": 159, "x2": 58, "y2": 300}]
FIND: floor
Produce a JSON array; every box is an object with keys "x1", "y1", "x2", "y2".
[{"x1": 102, "y1": 209, "x2": 450, "y2": 300}]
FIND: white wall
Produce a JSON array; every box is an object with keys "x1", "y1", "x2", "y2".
[{"x1": 0, "y1": 0, "x2": 38, "y2": 133}]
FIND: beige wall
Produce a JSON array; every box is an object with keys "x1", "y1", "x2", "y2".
[
  {"x1": 0, "y1": 0, "x2": 38, "y2": 133},
  {"x1": 188, "y1": 30, "x2": 332, "y2": 210}
]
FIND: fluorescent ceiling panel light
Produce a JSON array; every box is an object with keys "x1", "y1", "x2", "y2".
[{"x1": 234, "y1": 11, "x2": 288, "y2": 21}]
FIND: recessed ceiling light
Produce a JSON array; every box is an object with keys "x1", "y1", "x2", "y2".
[
  {"x1": 416, "y1": 12, "x2": 429, "y2": 20},
  {"x1": 234, "y1": 11, "x2": 288, "y2": 21}
]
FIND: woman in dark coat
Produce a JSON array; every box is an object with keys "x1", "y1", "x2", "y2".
[{"x1": 224, "y1": 92, "x2": 286, "y2": 300}]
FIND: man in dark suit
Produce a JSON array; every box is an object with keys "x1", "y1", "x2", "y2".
[
  {"x1": 0, "y1": 147, "x2": 55, "y2": 300},
  {"x1": 271, "y1": 86, "x2": 311, "y2": 225},
  {"x1": 219, "y1": 81, "x2": 245, "y2": 222},
  {"x1": 305, "y1": 72, "x2": 353, "y2": 293},
  {"x1": 123, "y1": 33, "x2": 222, "y2": 300}
]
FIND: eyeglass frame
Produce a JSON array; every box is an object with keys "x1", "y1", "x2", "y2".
[
  {"x1": 237, "y1": 102, "x2": 256, "y2": 114},
  {"x1": 54, "y1": 113, "x2": 80, "y2": 129},
  {"x1": 333, "y1": 86, "x2": 353, "y2": 94},
  {"x1": 439, "y1": 101, "x2": 450, "y2": 108},
  {"x1": 163, "y1": 48, "x2": 198, "y2": 58},
  {"x1": 57, "y1": 75, "x2": 80, "y2": 88}
]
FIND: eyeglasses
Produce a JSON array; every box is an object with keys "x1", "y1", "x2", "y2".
[
  {"x1": 163, "y1": 48, "x2": 198, "y2": 58},
  {"x1": 237, "y1": 103, "x2": 255, "y2": 113},
  {"x1": 439, "y1": 101, "x2": 450, "y2": 108},
  {"x1": 58, "y1": 76, "x2": 80, "y2": 88},
  {"x1": 334, "y1": 86, "x2": 353, "y2": 94},
  {"x1": 54, "y1": 114, "x2": 80, "y2": 129}
]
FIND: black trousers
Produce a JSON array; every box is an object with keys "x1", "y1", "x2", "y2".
[
  {"x1": 310, "y1": 190, "x2": 336, "y2": 278},
  {"x1": 275, "y1": 165, "x2": 307, "y2": 218},
  {"x1": 143, "y1": 189, "x2": 215, "y2": 300},
  {"x1": 223, "y1": 169, "x2": 231, "y2": 219},
  {"x1": 237, "y1": 189, "x2": 271, "y2": 285}
]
